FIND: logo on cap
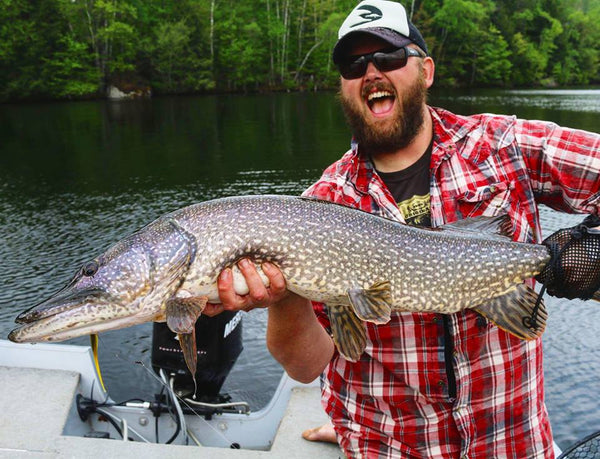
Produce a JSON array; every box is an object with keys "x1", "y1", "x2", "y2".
[{"x1": 351, "y1": 5, "x2": 383, "y2": 28}]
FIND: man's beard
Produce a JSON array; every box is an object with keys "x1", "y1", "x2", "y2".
[{"x1": 339, "y1": 71, "x2": 427, "y2": 156}]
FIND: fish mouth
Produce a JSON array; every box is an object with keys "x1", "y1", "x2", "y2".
[
  {"x1": 8, "y1": 287, "x2": 152, "y2": 343},
  {"x1": 15, "y1": 286, "x2": 110, "y2": 324}
]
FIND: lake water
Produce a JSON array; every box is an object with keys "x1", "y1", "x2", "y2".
[{"x1": 1, "y1": 89, "x2": 599, "y2": 450}]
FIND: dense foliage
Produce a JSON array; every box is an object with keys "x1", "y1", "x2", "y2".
[{"x1": 1, "y1": 0, "x2": 599, "y2": 100}]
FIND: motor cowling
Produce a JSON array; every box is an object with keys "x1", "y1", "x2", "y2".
[{"x1": 151, "y1": 311, "x2": 243, "y2": 397}]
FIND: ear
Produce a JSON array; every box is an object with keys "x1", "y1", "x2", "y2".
[{"x1": 422, "y1": 57, "x2": 435, "y2": 88}]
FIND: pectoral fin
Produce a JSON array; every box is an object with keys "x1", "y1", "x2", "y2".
[
  {"x1": 327, "y1": 305, "x2": 367, "y2": 362},
  {"x1": 346, "y1": 281, "x2": 392, "y2": 324},
  {"x1": 473, "y1": 284, "x2": 546, "y2": 340},
  {"x1": 166, "y1": 296, "x2": 208, "y2": 377},
  {"x1": 165, "y1": 296, "x2": 208, "y2": 334}
]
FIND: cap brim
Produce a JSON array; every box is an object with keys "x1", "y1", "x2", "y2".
[{"x1": 332, "y1": 28, "x2": 412, "y2": 64}]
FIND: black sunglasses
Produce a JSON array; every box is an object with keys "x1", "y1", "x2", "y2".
[{"x1": 337, "y1": 47, "x2": 424, "y2": 80}]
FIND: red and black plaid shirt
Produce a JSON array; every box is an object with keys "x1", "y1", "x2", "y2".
[{"x1": 303, "y1": 107, "x2": 600, "y2": 459}]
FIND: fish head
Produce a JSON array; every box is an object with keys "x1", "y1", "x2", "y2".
[{"x1": 9, "y1": 218, "x2": 196, "y2": 343}]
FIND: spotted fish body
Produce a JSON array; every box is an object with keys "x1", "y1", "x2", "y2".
[{"x1": 9, "y1": 195, "x2": 551, "y2": 364}]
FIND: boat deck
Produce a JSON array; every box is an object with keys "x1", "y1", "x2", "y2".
[{"x1": 0, "y1": 365, "x2": 342, "y2": 458}]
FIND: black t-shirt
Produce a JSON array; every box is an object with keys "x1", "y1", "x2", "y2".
[{"x1": 376, "y1": 143, "x2": 432, "y2": 227}]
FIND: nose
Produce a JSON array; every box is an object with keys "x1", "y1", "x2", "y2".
[{"x1": 364, "y1": 61, "x2": 383, "y2": 82}]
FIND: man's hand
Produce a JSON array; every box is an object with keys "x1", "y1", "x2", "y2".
[
  {"x1": 203, "y1": 258, "x2": 334, "y2": 382},
  {"x1": 202, "y1": 259, "x2": 295, "y2": 316}
]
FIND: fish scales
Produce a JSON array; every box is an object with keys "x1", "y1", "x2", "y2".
[
  {"x1": 167, "y1": 196, "x2": 548, "y2": 312},
  {"x1": 9, "y1": 195, "x2": 552, "y2": 364}
]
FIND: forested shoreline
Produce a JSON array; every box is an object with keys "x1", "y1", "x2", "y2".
[{"x1": 1, "y1": 0, "x2": 599, "y2": 102}]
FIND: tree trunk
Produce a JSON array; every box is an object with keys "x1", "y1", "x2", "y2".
[
  {"x1": 297, "y1": 0, "x2": 307, "y2": 67},
  {"x1": 266, "y1": 0, "x2": 274, "y2": 86},
  {"x1": 210, "y1": 0, "x2": 216, "y2": 63},
  {"x1": 280, "y1": 0, "x2": 290, "y2": 82},
  {"x1": 295, "y1": 39, "x2": 323, "y2": 83},
  {"x1": 83, "y1": 0, "x2": 103, "y2": 88}
]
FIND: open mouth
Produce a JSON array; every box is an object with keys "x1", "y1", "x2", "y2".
[{"x1": 366, "y1": 90, "x2": 396, "y2": 116}]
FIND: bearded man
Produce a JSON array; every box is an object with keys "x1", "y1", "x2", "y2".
[{"x1": 205, "y1": 1, "x2": 600, "y2": 457}]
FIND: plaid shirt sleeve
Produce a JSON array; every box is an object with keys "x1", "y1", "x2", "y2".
[{"x1": 515, "y1": 118, "x2": 600, "y2": 214}]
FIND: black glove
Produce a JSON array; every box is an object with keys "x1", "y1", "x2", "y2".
[{"x1": 536, "y1": 214, "x2": 600, "y2": 300}]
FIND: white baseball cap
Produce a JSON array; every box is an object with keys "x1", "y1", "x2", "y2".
[{"x1": 333, "y1": 0, "x2": 428, "y2": 64}]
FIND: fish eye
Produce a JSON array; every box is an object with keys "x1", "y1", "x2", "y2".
[{"x1": 83, "y1": 261, "x2": 99, "y2": 277}]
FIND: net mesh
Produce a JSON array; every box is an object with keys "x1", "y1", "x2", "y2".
[
  {"x1": 558, "y1": 430, "x2": 600, "y2": 459},
  {"x1": 536, "y1": 215, "x2": 600, "y2": 300}
]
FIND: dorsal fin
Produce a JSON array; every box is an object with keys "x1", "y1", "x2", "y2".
[
  {"x1": 438, "y1": 214, "x2": 513, "y2": 241},
  {"x1": 299, "y1": 196, "x2": 400, "y2": 223}
]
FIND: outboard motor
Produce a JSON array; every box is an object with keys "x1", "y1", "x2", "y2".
[{"x1": 151, "y1": 311, "x2": 243, "y2": 398}]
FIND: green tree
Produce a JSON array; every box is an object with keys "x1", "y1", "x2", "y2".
[
  {"x1": 153, "y1": 21, "x2": 192, "y2": 91},
  {"x1": 41, "y1": 35, "x2": 100, "y2": 98},
  {"x1": 96, "y1": 0, "x2": 138, "y2": 75},
  {"x1": 509, "y1": 7, "x2": 563, "y2": 86},
  {"x1": 57, "y1": 0, "x2": 138, "y2": 90},
  {"x1": 300, "y1": 11, "x2": 347, "y2": 88},
  {"x1": 424, "y1": 0, "x2": 494, "y2": 87},
  {"x1": 551, "y1": 8, "x2": 600, "y2": 84},
  {"x1": 473, "y1": 25, "x2": 513, "y2": 86}
]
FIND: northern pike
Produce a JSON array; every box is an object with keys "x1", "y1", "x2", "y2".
[{"x1": 9, "y1": 195, "x2": 552, "y2": 372}]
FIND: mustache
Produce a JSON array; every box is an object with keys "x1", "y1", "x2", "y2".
[{"x1": 361, "y1": 82, "x2": 396, "y2": 99}]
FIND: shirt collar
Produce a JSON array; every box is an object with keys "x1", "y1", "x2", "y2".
[{"x1": 343, "y1": 106, "x2": 482, "y2": 192}]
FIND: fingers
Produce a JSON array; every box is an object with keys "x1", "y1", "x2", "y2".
[
  {"x1": 238, "y1": 259, "x2": 269, "y2": 304},
  {"x1": 216, "y1": 267, "x2": 247, "y2": 309},
  {"x1": 215, "y1": 259, "x2": 288, "y2": 313},
  {"x1": 263, "y1": 261, "x2": 287, "y2": 295}
]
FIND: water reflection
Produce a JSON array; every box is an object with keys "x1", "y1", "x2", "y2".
[{"x1": 0, "y1": 93, "x2": 351, "y2": 195}]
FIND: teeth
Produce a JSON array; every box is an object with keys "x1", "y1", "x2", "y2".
[{"x1": 367, "y1": 91, "x2": 393, "y2": 101}]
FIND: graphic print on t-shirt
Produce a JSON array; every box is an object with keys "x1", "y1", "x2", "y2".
[
  {"x1": 375, "y1": 142, "x2": 432, "y2": 228},
  {"x1": 397, "y1": 193, "x2": 431, "y2": 227}
]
